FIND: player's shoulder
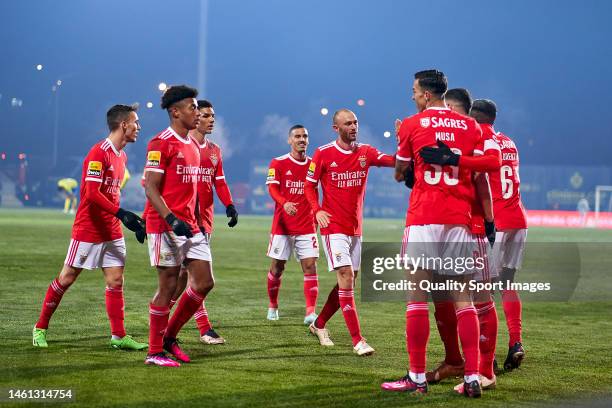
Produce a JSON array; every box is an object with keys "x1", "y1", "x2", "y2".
[
  {"x1": 495, "y1": 131, "x2": 516, "y2": 148},
  {"x1": 313, "y1": 141, "x2": 336, "y2": 157},
  {"x1": 148, "y1": 128, "x2": 174, "y2": 148},
  {"x1": 207, "y1": 139, "x2": 221, "y2": 151},
  {"x1": 273, "y1": 153, "x2": 290, "y2": 161},
  {"x1": 87, "y1": 139, "x2": 112, "y2": 159}
]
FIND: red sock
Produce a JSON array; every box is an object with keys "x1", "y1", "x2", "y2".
[
  {"x1": 165, "y1": 286, "x2": 205, "y2": 339},
  {"x1": 148, "y1": 303, "x2": 169, "y2": 354},
  {"x1": 477, "y1": 301, "x2": 498, "y2": 379},
  {"x1": 338, "y1": 289, "x2": 362, "y2": 346},
  {"x1": 406, "y1": 302, "x2": 430, "y2": 374},
  {"x1": 36, "y1": 279, "x2": 67, "y2": 329},
  {"x1": 169, "y1": 299, "x2": 177, "y2": 310},
  {"x1": 194, "y1": 302, "x2": 212, "y2": 335},
  {"x1": 267, "y1": 271, "x2": 281, "y2": 309},
  {"x1": 434, "y1": 301, "x2": 463, "y2": 366},
  {"x1": 105, "y1": 286, "x2": 126, "y2": 338},
  {"x1": 303, "y1": 274, "x2": 319, "y2": 315},
  {"x1": 502, "y1": 289, "x2": 522, "y2": 346},
  {"x1": 456, "y1": 306, "x2": 480, "y2": 376},
  {"x1": 314, "y1": 284, "x2": 339, "y2": 328}
]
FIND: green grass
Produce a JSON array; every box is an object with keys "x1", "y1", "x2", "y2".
[{"x1": 1, "y1": 209, "x2": 612, "y2": 407}]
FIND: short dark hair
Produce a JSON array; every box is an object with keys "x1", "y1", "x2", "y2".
[
  {"x1": 445, "y1": 88, "x2": 472, "y2": 114},
  {"x1": 106, "y1": 104, "x2": 138, "y2": 131},
  {"x1": 471, "y1": 99, "x2": 497, "y2": 124},
  {"x1": 160, "y1": 85, "x2": 198, "y2": 110},
  {"x1": 197, "y1": 99, "x2": 213, "y2": 109},
  {"x1": 289, "y1": 124, "x2": 305, "y2": 134},
  {"x1": 414, "y1": 69, "x2": 448, "y2": 97}
]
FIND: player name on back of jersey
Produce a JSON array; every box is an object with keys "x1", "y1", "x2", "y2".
[
  {"x1": 502, "y1": 152, "x2": 517, "y2": 161},
  {"x1": 330, "y1": 170, "x2": 367, "y2": 188}
]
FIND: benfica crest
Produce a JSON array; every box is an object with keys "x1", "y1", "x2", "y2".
[
  {"x1": 420, "y1": 117, "x2": 431, "y2": 128},
  {"x1": 209, "y1": 153, "x2": 218, "y2": 167},
  {"x1": 358, "y1": 155, "x2": 367, "y2": 168}
]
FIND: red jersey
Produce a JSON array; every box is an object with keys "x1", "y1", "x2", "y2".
[
  {"x1": 72, "y1": 139, "x2": 125, "y2": 242},
  {"x1": 143, "y1": 127, "x2": 201, "y2": 234},
  {"x1": 397, "y1": 107, "x2": 483, "y2": 226},
  {"x1": 470, "y1": 124, "x2": 501, "y2": 235},
  {"x1": 266, "y1": 153, "x2": 316, "y2": 235},
  {"x1": 192, "y1": 137, "x2": 233, "y2": 234},
  {"x1": 488, "y1": 129, "x2": 527, "y2": 230},
  {"x1": 306, "y1": 141, "x2": 395, "y2": 236}
]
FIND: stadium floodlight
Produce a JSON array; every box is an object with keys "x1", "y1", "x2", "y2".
[
  {"x1": 36, "y1": 64, "x2": 43, "y2": 71},
  {"x1": 383, "y1": 131, "x2": 391, "y2": 138},
  {"x1": 357, "y1": 98, "x2": 365, "y2": 106},
  {"x1": 158, "y1": 82, "x2": 168, "y2": 91},
  {"x1": 146, "y1": 102, "x2": 154, "y2": 109},
  {"x1": 320, "y1": 108, "x2": 329, "y2": 116}
]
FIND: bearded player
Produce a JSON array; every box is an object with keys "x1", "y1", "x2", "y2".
[
  {"x1": 168, "y1": 99, "x2": 238, "y2": 346},
  {"x1": 381, "y1": 70, "x2": 484, "y2": 397},
  {"x1": 143, "y1": 85, "x2": 216, "y2": 367},
  {"x1": 304, "y1": 109, "x2": 395, "y2": 356},
  {"x1": 265, "y1": 124, "x2": 319, "y2": 324},
  {"x1": 33, "y1": 104, "x2": 147, "y2": 351}
]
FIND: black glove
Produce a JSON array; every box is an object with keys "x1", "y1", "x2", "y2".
[
  {"x1": 226, "y1": 204, "x2": 238, "y2": 228},
  {"x1": 116, "y1": 208, "x2": 145, "y2": 233},
  {"x1": 135, "y1": 228, "x2": 147, "y2": 244},
  {"x1": 420, "y1": 141, "x2": 459, "y2": 166},
  {"x1": 404, "y1": 166, "x2": 415, "y2": 189},
  {"x1": 165, "y1": 213, "x2": 193, "y2": 238},
  {"x1": 485, "y1": 220, "x2": 496, "y2": 247}
]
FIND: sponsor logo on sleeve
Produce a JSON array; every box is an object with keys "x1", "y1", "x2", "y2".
[
  {"x1": 267, "y1": 168, "x2": 276, "y2": 182},
  {"x1": 147, "y1": 151, "x2": 161, "y2": 167},
  {"x1": 307, "y1": 162, "x2": 316, "y2": 178},
  {"x1": 87, "y1": 161, "x2": 103, "y2": 177}
]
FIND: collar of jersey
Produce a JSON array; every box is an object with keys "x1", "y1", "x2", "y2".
[
  {"x1": 105, "y1": 138, "x2": 121, "y2": 157},
  {"x1": 192, "y1": 135, "x2": 207, "y2": 148},
  {"x1": 166, "y1": 127, "x2": 192, "y2": 144},
  {"x1": 286, "y1": 153, "x2": 308, "y2": 165},
  {"x1": 425, "y1": 106, "x2": 450, "y2": 112},
  {"x1": 332, "y1": 141, "x2": 353, "y2": 155}
]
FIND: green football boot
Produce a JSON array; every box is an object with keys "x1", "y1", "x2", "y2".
[
  {"x1": 32, "y1": 327, "x2": 48, "y2": 348},
  {"x1": 110, "y1": 335, "x2": 148, "y2": 351}
]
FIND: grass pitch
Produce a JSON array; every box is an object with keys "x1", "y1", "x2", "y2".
[{"x1": 1, "y1": 209, "x2": 612, "y2": 407}]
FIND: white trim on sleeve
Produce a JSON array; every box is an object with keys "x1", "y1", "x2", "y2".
[
  {"x1": 305, "y1": 176, "x2": 318, "y2": 183},
  {"x1": 265, "y1": 180, "x2": 280, "y2": 185},
  {"x1": 84, "y1": 177, "x2": 103, "y2": 183},
  {"x1": 144, "y1": 168, "x2": 165, "y2": 174},
  {"x1": 395, "y1": 154, "x2": 412, "y2": 162}
]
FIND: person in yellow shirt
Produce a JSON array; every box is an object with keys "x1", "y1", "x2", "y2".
[{"x1": 57, "y1": 178, "x2": 78, "y2": 214}]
